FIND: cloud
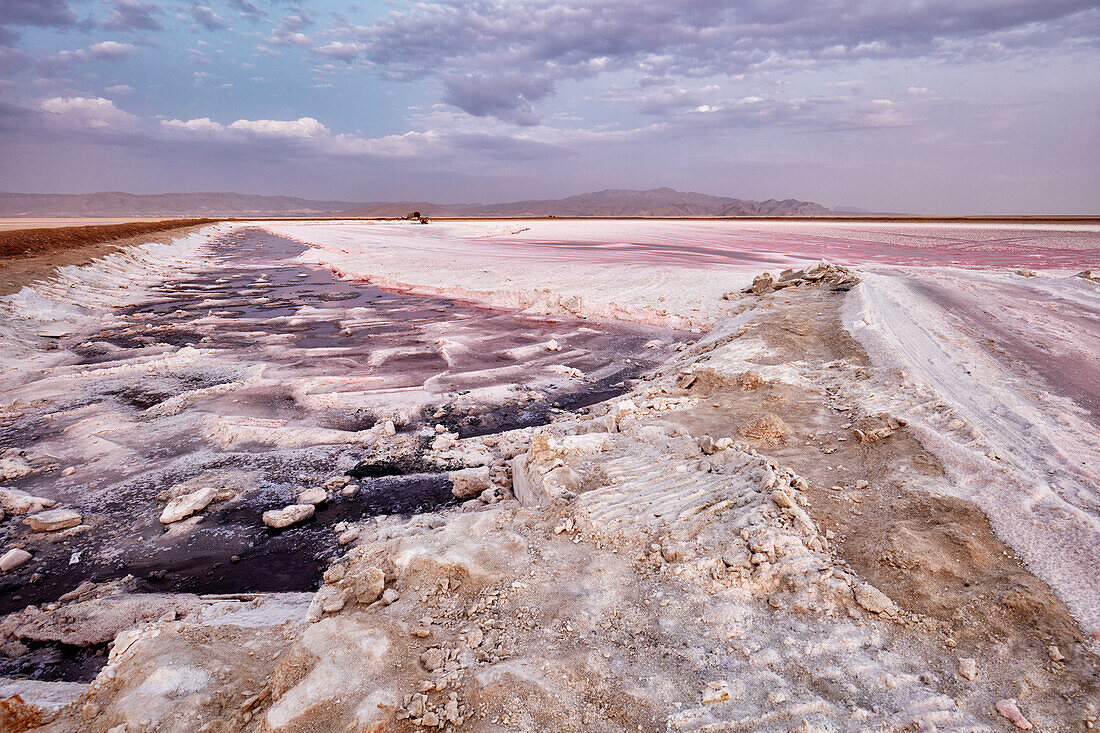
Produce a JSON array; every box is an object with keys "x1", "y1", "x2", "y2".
[
  {"x1": 188, "y1": 4, "x2": 226, "y2": 31},
  {"x1": 39, "y1": 96, "x2": 138, "y2": 129},
  {"x1": 1, "y1": 0, "x2": 78, "y2": 28},
  {"x1": 270, "y1": 13, "x2": 313, "y2": 47},
  {"x1": 103, "y1": 0, "x2": 162, "y2": 31},
  {"x1": 0, "y1": 99, "x2": 39, "y2": 131},
  {"x1": 227, "y1": 0, "x2": 266, "y2": 22},
  {"x1": 89, "y1": 40, "x2": 135, "y2": 59},
  {"x1": 314, "y1": 41, "x2": 368, "y2": 61},
  {"x1": 443, "y1": 74, "x2": 554, "y2": 125},
  {"x1": 330, "y1": 0, "x2": 1100, "y2": 123},
  {"x1": 40, "y1": 41, "x2": 136, "y2": 71}
]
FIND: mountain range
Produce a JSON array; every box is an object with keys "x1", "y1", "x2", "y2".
[{"x1": 0, "y1": 187, "x2": 832, "y2": 218}]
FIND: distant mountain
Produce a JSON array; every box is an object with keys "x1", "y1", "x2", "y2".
[
  {"x1": 0, "y1": 192, "x2": 361, "y2": 218},
  {"x1": 0, "y1": 187, "x2": 833, "y2": 218},
  {"x1": 337, "y1": 188, "x2": 833, "y2": 218}
]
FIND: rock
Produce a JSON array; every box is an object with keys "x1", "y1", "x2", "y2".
[
  {"x1": 995, "y1": 699, "x2": 1033, "y2": 730},
  {"x1": 321, "y1": 587, "x2": 349, "y2": 613},
  {"x1": 853, "y1": 582, "x2": 896, "y2": 615},
  {"x1": 0, "y1": 488, "x2": 56, "y2": 515},
  {"x1": 25, "y1": 508, "x2": 81, "y2": 532},
  {"x1": 262, "y1": 504, "x2": 314, "y2": 528},
  {"x1": 749, "y1": 273, "x2": 775, "y2": 295},
  {"x1": 770, "y1": 489, "x2": 794, "y2": 509},
  {"x1": 1, "y1": 548, "x2": 31, "y2": 572},
  {"x1": 701, "y1": 680, "x2": 743, "y2": 704},
  {"x1": 159, "y1": 487, "x2": 217, "y2": 524},
  {"x1": 545, "y1": 339, "x2": 562, "y2": 351},
  {"x1": 478, "y1": 486, "x2": 508, "y2": 504},
  {"x1": 298, "y1": 488, "x2": 327, "y2": 505},
  {"x1": 449, "y1": 467, "x2": 491, "y2": 500},
  {"x1": 339, "y1": 483, "x2": 359, "y2": 498},
  {"x1": 420, "y1": 647, "x2": 445, "y2": 671},
  {"x1": 0, "y1": 454, "x2": 34, "y2": 481},
  {"x1": 958, "y1": 657, "x2": 977, "y2": 681},
  {"x1": 697, "y1": 434, "x2": 716, "y2": 455},
  {"x1": 739, "y1": 413, "x2": 791, "y2": 444},
  {"x1": 432, "y1": 432, "x2": 457, "y2": 451},
  {"x1": 354, "y1": 567, "x2": 385, "y2": 604},
  {"x1": 1076, "y1": 270, "x2": 1100, "y2": 284},
  {"x1": 1047, "y1": 644, "x2": 1065, "y2": 662},
  {"x1": 61, "y1": 467, "x2": 76, "y2": 477},
  {"x1": 381, "y1": 588, "x2": 399, "y2": 605}
]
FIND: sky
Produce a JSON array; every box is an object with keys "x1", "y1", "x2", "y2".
[{"x1": 0, "y1": 0, "x2": 1097, "y2": 214}]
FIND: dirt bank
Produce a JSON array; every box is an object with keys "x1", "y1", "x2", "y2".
[{"x1": 0, "y1": 222, "x2": 216, "y2": 296}]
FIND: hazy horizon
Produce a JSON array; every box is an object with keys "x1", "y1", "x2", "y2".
[{"x1": 1, "y1": 1, "x2": 1098, "y2": 215}]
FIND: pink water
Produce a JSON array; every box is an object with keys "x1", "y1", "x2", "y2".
[{"x1": 482, "y1": 223, "x2": 1100, "y2": 270}]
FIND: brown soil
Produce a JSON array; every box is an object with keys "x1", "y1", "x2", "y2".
[
  {"x1": 667, "y1": 284, "x2": 1098, "y2": 714},
  {"x1": 0, "y1": 223, "x2": 214, "y2": 296},
  {"x1": 0, "y1": 219, "x2": 217, "y2": 258}
]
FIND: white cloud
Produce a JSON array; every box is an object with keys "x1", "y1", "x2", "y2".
[
  {"x1": 39, "y1": 96, "x2": 137, "y2": 129},
  {"x1": 88, "y1": 41, "x2": 135, "y2": 59},
  {"x1": 227, "y1": 117, "x2": 328, "y2": 138},
  {"x1": 161, "y1": 116, "x2": 224, "y2": 133},
  {"x1": 314, "y1": 41, "x2": 367, "y2": 60},
  {"x1": 43, "y1": 41, "x2": 136, "y2": 68}
]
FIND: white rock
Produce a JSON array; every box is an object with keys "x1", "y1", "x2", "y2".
[
  {"x1": 701, "y1": 680, "x2": 744, "y2": 704},
  {"x1": 450, "y1": 467, "x2": 491, "y2": 499},
  {"x1": 298, "y1": 488, "x2": 327, "y2": 505},
  {"x1": 159, "y1": 487, "x2": 218, "y2": 524},
  {"x1": 853, "y1": 582, "x2": 896, "y2": 615},
  {"x1": 262, "y1": 504, "x2": 315, "y2": 528},
  {"x1": 25, "y1": 508, "x2": 82, "y2": 532},
  {"x1": 1, "y1": 548, "x2": 31, "y2": 572},
  {"x1": 431, "y1": 432, "x2": 458, "y2": 451},
  {"x1": 0, "y1": 488, "x2": 56, "y2": 515},
  {"x1": 0, "y1": 455, "x2": 34, "y2": 481},
  {"x1": 958, "y1": 657, "x2": 977, "y2": 681}
]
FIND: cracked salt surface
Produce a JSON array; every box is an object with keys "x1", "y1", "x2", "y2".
[{"x1": 0, "y1": 227, "x2": 681, "y2": 637}]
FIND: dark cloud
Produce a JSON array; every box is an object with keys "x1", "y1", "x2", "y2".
[
  {"x1": 343, "y1": 0, "x2": 1100, "y2": 122},
  {"x1": 226, "y1": 0, "x2": 266, "y2": 22},
  {"x1": 443, "y1": 73, "x2": 553, "y2": 125},
  {"x1": 0, "y1": 0, "x2": 78, "y2": 28},
  {"x1": 0, "y1": 99, "x2": 39, "y2": 131},
  {"x1": 188, "y1": 4, "x2": 226, "y2": 31},
  {"x1": 103, "y1": 0, "x2": 163, "y2": 31}
]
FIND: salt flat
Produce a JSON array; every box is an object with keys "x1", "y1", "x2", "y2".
[{"x1": 1, "y1": 219, "x2": 1097, "y2": 731}]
